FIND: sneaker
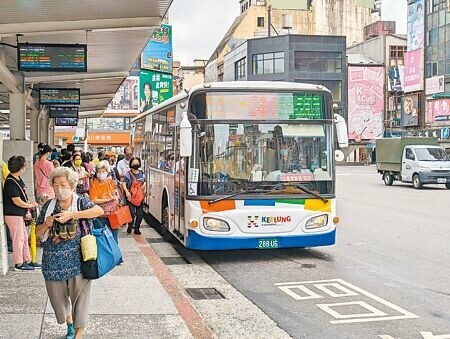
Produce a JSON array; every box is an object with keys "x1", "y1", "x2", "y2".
[
  {"x1": 29, "y1": 262, "x2": 42, "y2": 269},
  {"x1": 66, "y1": 322, "x2": 75, "y2": 339},
  {"x1": 14, "y1": 263, "x2": 35, "y2": 271},
  {"x1": 134, "y1": 230, "x2": 142, "y2": 235}
]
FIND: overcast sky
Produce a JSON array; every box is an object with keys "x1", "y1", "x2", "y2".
[{"x1": 169, "y1": 1, "x2": 407, "y2": 65}]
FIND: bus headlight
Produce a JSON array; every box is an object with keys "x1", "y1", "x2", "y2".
[
  {"x1": 305, "y1": 214, "x2": 328, "y2": 229},
  {"x1": 203, "y1": 218, "x2": 230, "y2": 232}
]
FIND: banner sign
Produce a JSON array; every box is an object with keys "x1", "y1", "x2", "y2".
[
  {"x1": 105, "y1": 76, "x2": 140, "y2": 113},
  {"x1": 425, "y1": 76, "x2": 445, "y2": 95},
  {"x1": 407, "y1": 0, "x2": 424, "y2": 51},
  {"x1": 404, "y1": 49, "x2": 423, "y2": 93},
  {"x1": 427, "y1": 98, "x2": 450, "y2": 124},
  {"x1": 139, "y1": 70, "x2": 173, "y2": 112},
  {"x1": 387, "y1": 66, "x2": 404, "y2": 92},
  {"x1": 141, "y1": 24, "x2": 173, "y2": 73},
  {"x1": 401, "y1": 94, "x2": 419, "y2": 127},
  {"x1": 348, "y1": 66, "x2": 384, "y2": 140}
]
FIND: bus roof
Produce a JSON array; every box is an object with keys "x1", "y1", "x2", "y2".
[{"x1": 132, "y1": 81, "x2": 332, "y2": 123}]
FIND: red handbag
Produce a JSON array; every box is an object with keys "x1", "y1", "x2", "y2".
[{"x1": 107, "y1": 205, "x2": 133, "y2": 229}]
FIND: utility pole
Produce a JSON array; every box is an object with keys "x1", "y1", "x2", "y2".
[{"x1": 268, "y1": 4, "x2": 272, "y2": 37}]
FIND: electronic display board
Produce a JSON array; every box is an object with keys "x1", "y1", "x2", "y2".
[
  {"x1": 202, "y1": 92, "x2": 326, "y2": 120},
  {"x1": 39, "y1": 88, "x2": 80, "y2": 105},
  {"x1": 18, "y1": 43, "x2": 87, "y2": 72},
  {"x1": 48, "y1": 106, "x2": 79, "y2": 119},
  {"x1": 55, "y1": 118, "x2": 78, "y2": 127}
]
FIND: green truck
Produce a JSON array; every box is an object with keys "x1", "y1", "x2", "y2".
[{"x1": 376, "y1": 137, "x2": 450, "y2": 189}]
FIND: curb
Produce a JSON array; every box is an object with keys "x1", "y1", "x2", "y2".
[{"x1": 133, "y1": 234, "x2": 215, "y2": 339}]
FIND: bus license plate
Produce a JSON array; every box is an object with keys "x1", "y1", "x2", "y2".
[
  {"x1": 258, "y1": 238, "x2": 280, "y2": 249},
  {"x1": 437, "y1": 178, "x2": 447, "y2": 184}
]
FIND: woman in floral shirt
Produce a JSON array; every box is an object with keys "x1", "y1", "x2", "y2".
[{"x1": 36, "y1": 167, "x2": 103, "y2": 339}]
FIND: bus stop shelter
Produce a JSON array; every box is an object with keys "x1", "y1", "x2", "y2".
[{"x1": 0, "y1": 0, "x2": 173, "y2": 274}]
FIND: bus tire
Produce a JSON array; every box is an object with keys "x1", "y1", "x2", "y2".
[
  {"x1": 445, "y1": 182, "x2": 450, "y2": 189},
  {"x1": 161, "y1": 205, "x2": 175, "y2": 242},
  {"x1": 412, "y1": 174, "x2": 423, "y2": 189},
  {"x1": 383, "y1": 172, "x2": 393, "y2": 186}
]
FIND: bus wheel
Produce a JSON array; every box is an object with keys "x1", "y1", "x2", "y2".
[
  {"x1": 161, "y1": 206, "x2": 175, "y2": 242},
  {"x1": 445, "y1": 182, "x2": 450, "y2": 189},
  {"x1": 383, "y1": 172, "x2": 393, "y2": 186},
  {"x1": 412, "y1": 174, "x2": 423, "y2": 189}
]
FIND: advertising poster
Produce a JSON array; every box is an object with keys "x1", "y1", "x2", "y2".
[
  {"x1": 387, "y1": 66, "x2": 404, "y2": 92},
  {"x1": 407, "y1": 0, "x2": 424, "y2": 51},
  {"x1": 139, "y1": 69, "x2": 173, "y2": 112},
  {"x1": 401, "y1": 94, "x2": 419, "y2": 127},
  {"x1": 404, "y1": 50, "x2": 423, "y2": 93},
  {"x1": 105, "y1": 76, "x2": 140, "y2": 113},
  {"x1": 427, "y1": 99, "x2": 450, "y2": 124},
  {"x1": 347, "y1": 66, "x2": 384, "y2": 140},
  {"x1": 141, "y1": 24, "x2": 173, "y2": 73},
  {"x1": 425, "y1": 75, "x2": 445, "y2": 95}
]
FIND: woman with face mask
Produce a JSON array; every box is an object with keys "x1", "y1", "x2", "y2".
[
  {"x1": 4, "y1": 156, "x2": 39, "y2": 271},
  {"x1": 35, "y1": 167, "x2": 103, "y2": 339},
  {"x1": 70, "y1": 153, "x2": 89, "y2": 196},
  {"x1": 122, "y1": 157, "x2": 146, "y2": 235},
  {"x1": 33, "y1": 145, "x2": 56, "y2": 206},
  {"x1": 89, "y1": 161, "x2": 122, "y2": 245}
]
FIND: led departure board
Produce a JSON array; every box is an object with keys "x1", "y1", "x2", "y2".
[
  {"x1": 39, "y1": 88, "x2": 80, "y2": 105},
  {"x1": 49, "y1": 106, "x2": 79, "y2": 119},
  {"x1": 18, "y1": 43, "x2": 87, "y2": 72},
  {"x1": 202, "y1": 92, "x2": 326, "y2": 120},
  {"x1": 55, "y1": 118, "x2": 78, "y2": 127}
]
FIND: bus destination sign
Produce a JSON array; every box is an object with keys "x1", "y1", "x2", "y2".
[
  {"x1": 39, "y1": 88, "x2": 80, "y2": 105},
  {"x1": 18, "y1": 43, "x2": 87, "y2": 72},
  {"x1": 204, "y1": 92, "x2": 324, "y2": 120}
]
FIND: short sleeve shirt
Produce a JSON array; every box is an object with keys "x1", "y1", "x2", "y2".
[
  {"x1": 3, "y1": 174, "x2": 28, "y2": 216},
  {"x1": 123, "y1": 170, "x2": 145, "y2": 189},
  {"x1": 37, "y1": 196, "x2": 95, "y2": 281}
]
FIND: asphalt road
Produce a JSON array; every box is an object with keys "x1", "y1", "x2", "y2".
[{"x1": 196, "y1": 166, "x2": 450, "y2": 339}]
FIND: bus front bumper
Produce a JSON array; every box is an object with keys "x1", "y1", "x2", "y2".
[{"x1": 185, "y1": 229, "x2": 336, "y2": 250}]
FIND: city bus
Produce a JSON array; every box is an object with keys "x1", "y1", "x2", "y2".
[{"x1": 131, "y1": 81, "x2": 348, "y2": 250}]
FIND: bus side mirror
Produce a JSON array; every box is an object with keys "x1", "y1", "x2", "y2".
[
  {"x1": 180, "y1": 111, "x2": 193, "y2": 157},
  {"x1": 334, "y1": 113, "x2": 349, "y2": 148}
]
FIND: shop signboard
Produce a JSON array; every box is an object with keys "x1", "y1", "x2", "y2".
[
  {"x1": 401, "y1": 94, "x2": 419, "y2": 127},
  {"x1": 387, "y1": 66, "x2": 404, "y2": 92},
  {"x1": 425, "y1": 75, "x2": 445, "y2": 95},
  {"x1": 348, "y1": 66, "x2": 384, "y2": 140},
  {"x1": 407, "y1": 0, "x2": 424, "y2": 51},
  {"x1": 427, "y1": 98, "x2": 450, "y2": 124},
  {"x1": 404, "y1": 49, "x2": 423, "y2": 93}
]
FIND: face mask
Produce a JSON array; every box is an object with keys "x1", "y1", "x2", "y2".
[
  {"x1": 74, "y1": 159, "x2": 82, "y2": 167},
  {"x1": 48, "y1": 154, "x2": 52, "y2": 160},
  {"x1": 130, "y1": 164, "x2": 140, "y2": 170},
  {"x1": 56, "y1": 188, "x2": 72, "y2": 201},
  {"x1": 97, "y1": 173, "x2": 108, "y2": 181}
]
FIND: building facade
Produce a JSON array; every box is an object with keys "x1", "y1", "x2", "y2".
[{"x1": 222, "y1": 34, "x2": 348, "y2": 117}]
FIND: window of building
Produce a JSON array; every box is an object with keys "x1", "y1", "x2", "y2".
[
  {"x1": 389, "y1": 45, "x2": 406, "y2": 66},
  {"x1": 257, "y1": 17, "x2": 265, "y2": 27},
  {"x1": 235, "y1": 57, "x2": 246, "y2": 80},
  {"x1": 294, "y1": 51, "x2": 343, "y2": 73},
  {"x1": 252, "y1": 52, "x2": 284, "y2": 75},
  {"x1": 432, "y1": 62, "x2": 438, "y2": 76}
]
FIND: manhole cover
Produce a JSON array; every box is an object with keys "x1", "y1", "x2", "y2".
[
  {"x1": 161, "y1": 257, "x2": 191, "y2": 265},
  {"x1": 146, "y1": 238, "x2": 166, "y2": 243},
  {"x1": 185, "y1": 288, "x2": 225, "y2": 300}
]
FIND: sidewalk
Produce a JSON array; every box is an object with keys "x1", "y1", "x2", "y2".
[{"x1": 0, "y1": 223, "x2": 213, "y2": 339}]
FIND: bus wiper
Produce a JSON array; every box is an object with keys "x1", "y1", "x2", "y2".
[
  {"x1": 267, "y1": 183, "x2": 328, "y2": 203},
  {"x1": 208, "y1": 189, "x2": 264, "y2": 205}
]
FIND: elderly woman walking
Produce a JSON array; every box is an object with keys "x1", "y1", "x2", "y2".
[{"x1": 35, "y1": 167, "x2": 103, "y2": 339}]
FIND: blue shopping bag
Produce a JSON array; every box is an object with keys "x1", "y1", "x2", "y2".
[{"x1": 92, "y1": 225, "x2": 122, "y2": 277}]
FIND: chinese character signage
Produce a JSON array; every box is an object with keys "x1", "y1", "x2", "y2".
[
  {"x1": 141, "y1": 24, "x2": 173, "y2": 73},
  {"x1": 139, "y1": 69, "x2": 173, "y2": 112},
  {"x1": 387, "y1": 66, "x2": 404, "y2": 92},
  {"x1": 404, "y1": 50, "x2": 423, "y2": 93},
  {"x1": 348, "y1": 66, "x2": 384, "y2": 140},
  {"x1": 401, "y1": 94, "x2": 419, "y2": 127},
  {"x1": 425, "y1": 75, "x2": 445, "y2": 95},
  {"x1": 427, "y1": 99, "x2": 450, "y2": 124},
  {"x1": 407, "y1": 0, "x2": 424, "y2": 51},
  {"x1": 105, "y1": 76, "x2": 140, "y2": 113}
]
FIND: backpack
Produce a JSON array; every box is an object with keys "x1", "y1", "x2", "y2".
[{"x1": 128, "y1": 171, "x2": 145, "y2": 206}]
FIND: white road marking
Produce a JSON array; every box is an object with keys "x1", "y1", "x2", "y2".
[
  {"x1": 420, "y1": 332, "x2": 450, "y2": 339},
  {"x1": 276, "y1": 278, "x2": 419, "y2": 324}
]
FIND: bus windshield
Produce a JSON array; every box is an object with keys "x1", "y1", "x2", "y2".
[{"x1": 188, "y1": 122, "x2": 334, "y2": 197}]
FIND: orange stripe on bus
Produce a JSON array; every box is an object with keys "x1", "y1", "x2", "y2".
[{"x1": 200, "y1": 200, "x2": 236, "y2": 213}]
